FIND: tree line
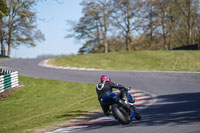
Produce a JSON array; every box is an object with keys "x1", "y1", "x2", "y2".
[
  {"x1": 0, "y1": 0, "x2": 44, "y2": 57},
  {"x1": 67, "y1": 0, "x2": 200, "y2": 54}
]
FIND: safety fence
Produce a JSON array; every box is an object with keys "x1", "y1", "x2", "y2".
[{"x1": 0, "y1": 68, "x2": 19, "y2": 93}]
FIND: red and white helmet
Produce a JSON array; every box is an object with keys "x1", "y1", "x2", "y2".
[{"x1": 100, "y1": 75, "x2": 111, "y2": 82}]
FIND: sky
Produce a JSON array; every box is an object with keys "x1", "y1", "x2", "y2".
[{"x1": 12, "y1": 0, "x2": 83, "y2": 58}]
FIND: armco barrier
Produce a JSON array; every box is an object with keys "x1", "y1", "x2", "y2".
[{"x1": 0, "y1": 68, "x2": 19, "y2": 93}]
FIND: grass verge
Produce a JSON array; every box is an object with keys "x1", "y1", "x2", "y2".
[
  {"x1": 50, "y1": 51, "x2": 200, "y2": 72},
  {"x1": 0, "y1": 76, "x2": 98, "y2": 133},
  {"x1": 0, "y1": 57, "x2": 8, "y2": 59}
]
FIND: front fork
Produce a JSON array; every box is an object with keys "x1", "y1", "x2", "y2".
[
  {"x1": 125, "y1": 91, "x2": 136, "y2": 120},
  {"x1": 130, "y1": 106, "x2": 136, "y2": 120}
]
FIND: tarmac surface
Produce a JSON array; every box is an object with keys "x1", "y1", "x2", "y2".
[{"x1": 0, "y1": 58, "x2": 200, "y2": 133}]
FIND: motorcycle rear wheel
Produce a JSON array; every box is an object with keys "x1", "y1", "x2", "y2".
[{"x1": 111, "y1": 104, "x2": 130, "y2": 125}]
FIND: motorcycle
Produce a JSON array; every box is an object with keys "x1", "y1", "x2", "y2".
[{"x1": 100, "y1": 88, "x2": 141, "y2": 125}]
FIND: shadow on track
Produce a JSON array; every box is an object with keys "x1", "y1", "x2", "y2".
[
  {"x1": 78, "y1": 92, "x2": 200, "y2": 132},
  {"x1": 132, "y1": 92, "x2": 200, "y2": 126}
]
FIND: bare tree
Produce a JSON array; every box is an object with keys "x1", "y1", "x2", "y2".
[
  {"x1": 4, "y1": 0, "x2": 45, "y2": 57},
  {"x1": 66, "y1": 0, "x2": 113, "y2": 54},
  {"x1": 112, "y1": 0, "x2": 141, "y2": 51},
  {"x1": 0, "y1": 0, "x2": 9, "y2": 56},
  {"x1": 67, "y1": 0, "x2": 200, "y2": 53}
]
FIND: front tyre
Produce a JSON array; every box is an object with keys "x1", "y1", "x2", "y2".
[
  {"x1": 133, "y1": 106, "x2": 141, "y2": 120},
  {"x1": 111, "y1": 104, "x2": 130, "y2": 125}
]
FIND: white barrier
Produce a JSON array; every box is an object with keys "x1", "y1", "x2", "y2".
[{"x1": 0, "y1": 68, "x2": 19, "y2": 93}]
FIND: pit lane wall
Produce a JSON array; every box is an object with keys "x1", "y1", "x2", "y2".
[{"x1": 0, "y1": 68, "x2": 19, "y2": 93}]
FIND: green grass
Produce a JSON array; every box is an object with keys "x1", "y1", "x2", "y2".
[
  {"x1": 0, "y1": 57, "x2": 8, "y2": 59},
  {"x1": 0, "y1": 76, "x2": 98, "y2": 133},
  {"x1": 50, "y1": 51, "x2": 200, "y2": 72}
]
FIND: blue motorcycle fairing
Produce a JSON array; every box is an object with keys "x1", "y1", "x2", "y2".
[{"x1": 101, "y1": 92, "x2": 120, "y2": 105}]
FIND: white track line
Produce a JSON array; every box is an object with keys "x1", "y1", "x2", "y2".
[
  {"x1": 135, "y1": 96, "x2": 151, "y2": 100},
  {"x1": 39, "y1": 59, "x2": 200, "y2": 74},
  {"x1": 132, "y1": 93, "x2": 147, "y2": 97}
]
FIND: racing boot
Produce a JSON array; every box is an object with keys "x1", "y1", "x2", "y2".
[{"x1": 105, "y1": 109, "x2": 112, "y2": 116}]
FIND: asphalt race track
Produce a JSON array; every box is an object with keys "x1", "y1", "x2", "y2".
[{"x1": 0, "y1": 58, "x2": 200, "y2": 133}]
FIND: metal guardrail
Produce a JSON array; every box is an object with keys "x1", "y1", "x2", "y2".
[{"x1": 0, "y1": 68, "x2": 19, "y2": 93}]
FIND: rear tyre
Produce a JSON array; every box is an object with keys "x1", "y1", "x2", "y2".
[{"x1": 112, "y1": 104, "x2": 130, "y2": 125}]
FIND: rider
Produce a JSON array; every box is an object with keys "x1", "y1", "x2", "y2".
[{"x1": 96, "y1": 74, "x2": 129, "y2": 116}]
